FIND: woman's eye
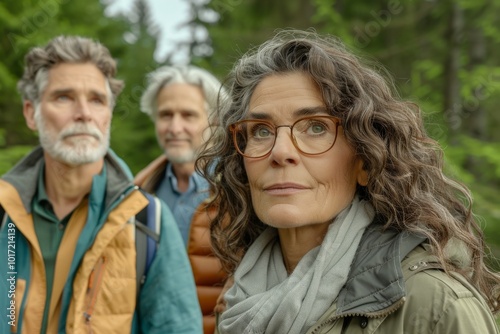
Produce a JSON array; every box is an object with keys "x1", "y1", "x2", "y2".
[
  {"x1": 251, "y1": 124, "x2": 273, "y2": 138},
  {"x1": 308, "y1": 122, "x2": 327, "y2": 134},
  {"x1": 257, "y1": 128, "x2": 270, "y2": 137}
]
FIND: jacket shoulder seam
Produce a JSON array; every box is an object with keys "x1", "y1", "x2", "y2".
[{"x1": 411, "y1": 269, "x2": 475, "y2": 299}]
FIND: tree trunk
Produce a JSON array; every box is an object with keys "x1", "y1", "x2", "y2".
[
  {"x1": 464, "y1": 27, "x2": 487, "y2": 140},
  {"x1": 442, "y1": 1, "x2": 463, "y2": 146},
  {"x1": 463, "y1": 25, "x2": 488, "y2": 179}
]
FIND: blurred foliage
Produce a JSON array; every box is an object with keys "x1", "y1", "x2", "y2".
[{"x1": 0, "y1": 0, "x2": 499, "y2": 262}]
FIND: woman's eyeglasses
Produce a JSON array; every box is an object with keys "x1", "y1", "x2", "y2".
[{"x1": 229, "y1": 115, "x2": 341, "y2": 159}]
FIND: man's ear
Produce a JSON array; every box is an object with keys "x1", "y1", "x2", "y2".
[{"x1": 23, "y1": 100, "x2": 37, "y2": 131}]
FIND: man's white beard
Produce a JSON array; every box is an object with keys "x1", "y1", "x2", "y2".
[
  {"x1": 163, "y1": 147, "x2": 197, "y2": 164},
  {"x1": 35, "y1": 109, "x2": 110, "y2": 166}
]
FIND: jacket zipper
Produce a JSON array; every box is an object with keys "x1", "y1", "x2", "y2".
[
  {"x1": 81, "y1": 185, "x2": 142, "y2": 332},
  {"x1": 84, "y1": 256, "x2": 107, "y2": 333},
  {"x1": 81, "y1": 185, "x2": 140, "y2": 332}
]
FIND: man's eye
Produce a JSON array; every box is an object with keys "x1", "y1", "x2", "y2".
[
  {"x1": 91, "y1": 98, "x2": 105, "y2": 105},
  {"x1": 158, "y1": 112, "x2": 172, "y2": 119},
  {"x1": 183, "y1": 112, "x2": 197, "y2": 119},
  {"x1": 56, "y1": 95, "x2": 71, "y2": 101}
]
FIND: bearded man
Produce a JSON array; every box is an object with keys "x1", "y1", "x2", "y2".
[{"x1": 0, "y1": 36, "x2": 201, "y2": 334}]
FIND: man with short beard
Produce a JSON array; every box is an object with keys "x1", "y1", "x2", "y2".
[
  {"x1": 0, "y1": 36, "x2": 201, "y2": 334},
  {"x1": 134, "y1": 66, "x2": 227, "y2": 334}
]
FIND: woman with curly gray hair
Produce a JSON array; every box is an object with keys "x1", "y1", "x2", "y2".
[{"x1": 198, "y1": 30, "x2": 500, "y2": 334}]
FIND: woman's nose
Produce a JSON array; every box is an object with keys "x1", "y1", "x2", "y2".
[{"x1": 269, "y1": 127, "x2": 300, "y2": 166}]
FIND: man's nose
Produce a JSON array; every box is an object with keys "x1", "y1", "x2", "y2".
[
  {"x1": 74, "y1": 98, "x2": 92, "y2": 121},
  {"x1": 167, "y1": 114, "x2": 184, "y2": 133}
]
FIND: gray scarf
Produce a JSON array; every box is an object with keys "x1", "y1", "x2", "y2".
[{"x1": 219, "y1": 195, "x2": 375, "y2": 334}]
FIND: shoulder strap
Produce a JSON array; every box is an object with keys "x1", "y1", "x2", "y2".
[
  {"x1": 135, "y1": 208, "x2": 148, "y2": 293},
  {"x1": 135, "y1": 190, "x2": 161, "y2": 296},
  {"x1": 0, "y1": 205, "x2": 6, "y2": 230}
]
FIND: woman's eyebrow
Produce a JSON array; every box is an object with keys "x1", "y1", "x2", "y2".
[
  {"x1": 245, "y1": 112, "x2": 272, "y2": 120},
  {"x1": 293, "y1": 106, "x2": 330, "y2": 117},
  {"x1": 246, "y1": 106, "x2": 329, "y2": 121}
]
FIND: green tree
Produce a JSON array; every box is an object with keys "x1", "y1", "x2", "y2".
[
  {"x1": 110, "y1": 0, "x2": 163, "y2": 173},
  {"x1": 186, "y1": 0, "x2": 317, "y2": 77}
]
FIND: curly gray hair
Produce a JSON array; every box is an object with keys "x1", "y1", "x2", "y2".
[{"x1": 197, "y1": 29, "x2": 500, "y2": 313}]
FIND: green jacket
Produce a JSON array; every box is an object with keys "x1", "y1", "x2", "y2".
[
  {"x1": 0, "y1": 147, "x2": 202, "y2": 333},
  {"x1": 305, "y1": 224, "x2": 499, "y2": 334}
]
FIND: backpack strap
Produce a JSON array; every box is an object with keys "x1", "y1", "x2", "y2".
[
  {"x1": 134, "y1": 190, "x2": 161, "y2": 297},
  {"x1": 140, "y1": 191, "x2": 161, "y2": 269},
  {"x1": 0, "y1": 205, "x2": 6, "y2": 231},
  {"x1": 135, "y1": 210, "x2": 148, "y2": 294}
]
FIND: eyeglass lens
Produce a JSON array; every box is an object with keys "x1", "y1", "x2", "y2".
[{"x1": 232, "y1": 116, "x2": 338, "y2": 158}]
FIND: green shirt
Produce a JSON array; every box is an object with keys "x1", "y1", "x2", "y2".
[{"x1": 32, "y1": 164, "x2": 72, "y2": 334}]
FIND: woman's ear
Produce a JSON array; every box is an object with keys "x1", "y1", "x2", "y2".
[{"x1": 355, "y1": 158, "x2": 368, "y2": 186}]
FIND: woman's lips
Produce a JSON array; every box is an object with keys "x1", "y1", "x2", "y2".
[{"x1": 264, "y1": 183, "x2": 309, "y2": 195}]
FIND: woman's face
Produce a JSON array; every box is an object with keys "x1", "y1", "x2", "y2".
[{"x1": 243, "y1": 72, "x2": 367, "y2": 229}]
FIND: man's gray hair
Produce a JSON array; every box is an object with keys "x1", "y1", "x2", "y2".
[
  {"x1": 17, "y1": 35, "x2": 124, "y2": 106},
  {"x1": 140, "y1": 65, "x2": 225, "y2": 120}
]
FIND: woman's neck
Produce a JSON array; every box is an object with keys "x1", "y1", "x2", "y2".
[{"x1": 278, "y1": 223, "x2": 330, "y2": 274}]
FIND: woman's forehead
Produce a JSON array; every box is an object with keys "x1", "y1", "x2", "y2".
[{"x1": 245, "y1": 73, "x2": 326, "y2": 122}]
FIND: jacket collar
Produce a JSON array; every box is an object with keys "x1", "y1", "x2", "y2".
[
  {"x1": 2, "y1": 146, "x2": 44, "y2": 212},
  {"x1": 335, "y1": 219, "x2": 426, "y2": 316},
  {"x1": 133, "y1": 155, "x2": 168, "y2": 193},
  {"x1": 1, "y1": 146, "x2": 134, "y2": 213}
]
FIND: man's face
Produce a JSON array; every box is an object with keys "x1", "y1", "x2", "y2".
[
  {"x1": 24, "y1": 62, "x2": 112, "y2": 166},
  {"x1": 154, "y1": 83, "x2": 209, "y2": 164}
]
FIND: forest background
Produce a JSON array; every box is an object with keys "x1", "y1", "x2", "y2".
[{"x1": 1, "y1": 0, "x2": 499, "y2": 266}]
